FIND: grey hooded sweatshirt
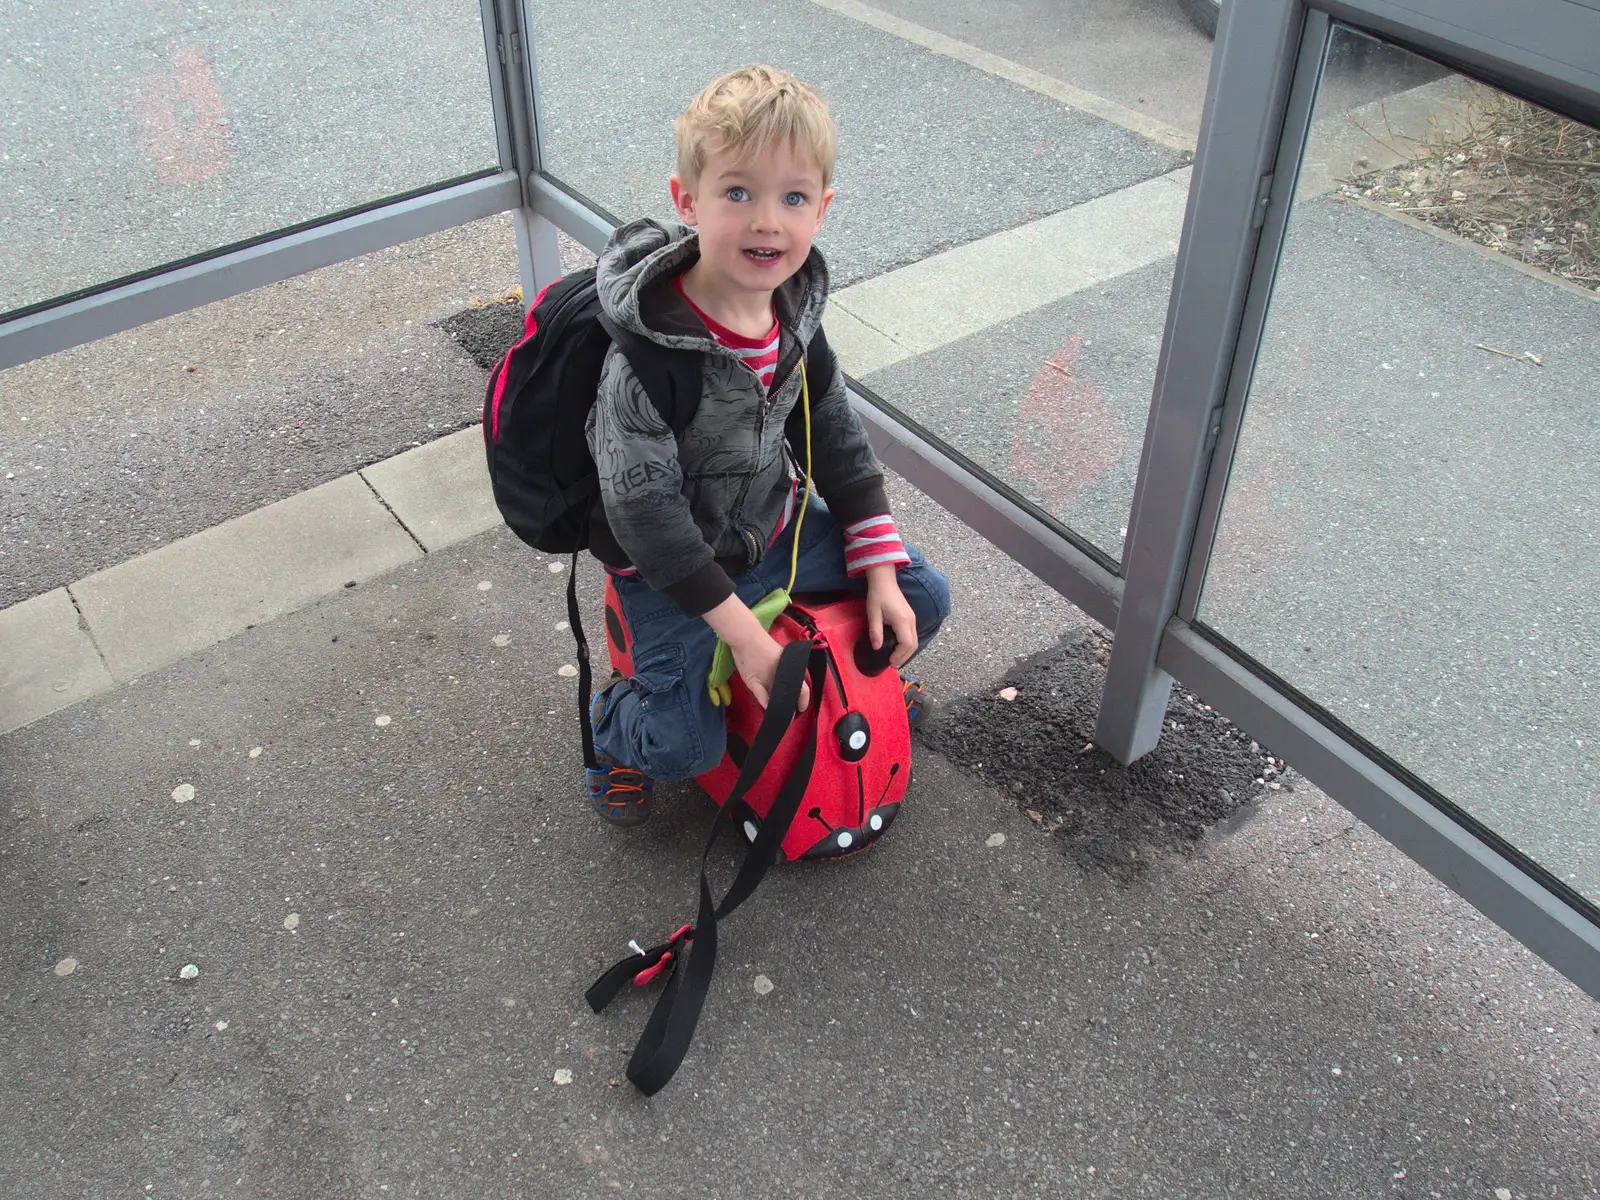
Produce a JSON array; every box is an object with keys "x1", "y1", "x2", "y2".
[{"x1": 586, "y1": 218, "x2": 890, "y2": 617}]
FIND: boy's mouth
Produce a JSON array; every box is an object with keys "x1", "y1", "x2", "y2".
[{"x1": 742, "y1": 247, "x2": 784, "y2": 264}]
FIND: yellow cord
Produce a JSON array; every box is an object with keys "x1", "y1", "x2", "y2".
[
  {"x1": 787, "y1": 358, "x2": 813, "y2": 597},
  {"x1": 707, "y1": 359, "x2": 814, "y2": 708}
]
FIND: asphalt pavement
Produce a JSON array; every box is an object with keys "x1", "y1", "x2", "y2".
[
  {"x1": 2, "y1": 0, "x2": 1599, "y2": 1191},
  {"x1": 3, "y1": 481, "x2": 1597, "y2": 1197}
]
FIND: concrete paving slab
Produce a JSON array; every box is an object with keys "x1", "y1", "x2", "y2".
[
  {"x1": 1, "y1": 480, "x2": 1595, "y2": 1197},
  {"x1": 0, "y1": 587, "x2": 113, "y2": 735},
  {"x1": 832, "y1": 171, "x2": 1188, "y2": 365},
  {"x1": 361, "y1": 426, "x2": 500, "y2": 553},
  {"x1": 821, "y1": 299, "x2": 904, "y2": 378},
  {"x1": 67, "y1": 473, "x2": 421, "y2": 684}
]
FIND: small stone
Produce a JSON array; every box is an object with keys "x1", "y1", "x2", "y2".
[
  {"x1": 547, "y1": 561, "x2": 565, "y2": 574},
  {"x1": 553, "y1": 1068, "x2": 573, "y2": 1086},
  {"x1": 997, "y1": 686, "x2": 1019, "y2": 702},
  {"x1": 188, "y1": 738, "x2": 202, "y2": 747},
  {"x1": 492, "y1": 634, "x2": 511, "y2": 647},
  {"x1": 477, "y1": 580, "x2": 493, "y2": 591},
  {"x1": 753, "y1": 975, "x2": 774, "y2": 995},
  {"x1": 215, "y1": 1020, "x2": 228, "y2": 1031},
  {"x1": 1025, "y1": 809, "x2": 1042, "y2": 823},
  {"x1": 1495, "y1": 1190, "x2": 1512, "y2": 1200},
  {"x1": 248, "y1": 747, "x2": 263, "y2": 758},
  {"x1": 283, "y1": 913, "x2": 300, "y2": 931},
  {"x1": 374, "y1": 715, "x2": 391, "y2": 727},
  {"x1": 171, "y1": 783, "x2": 195, "y2": 803},
  {"x1": 54, "y1": 957, "x2": 77, "y2": 977},
  {"x1": 986, "y1": 832, "x2": 1007, "y2": 848},
  {"x1": 179, "y1": 964, "x2": 199, "y2": 980},
  {"x1": 1331, "y1": 1065, "x2": 1343, "y2": 1076},
  {"x1": 558, "y1": 665, "x2": 578, "y2": 678}
]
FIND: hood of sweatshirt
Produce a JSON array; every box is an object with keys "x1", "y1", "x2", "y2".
[{"x1": 593, "y1": 217, "x2": 830, "y2": 355}]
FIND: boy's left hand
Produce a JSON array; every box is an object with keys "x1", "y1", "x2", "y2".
[{"x1": 864, "y1": 565, "x2": 917, "y2": 669}]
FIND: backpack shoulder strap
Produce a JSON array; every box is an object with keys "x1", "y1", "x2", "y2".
[{"x1": 596, "y1": 313, "x2": 702, "y2": 435}]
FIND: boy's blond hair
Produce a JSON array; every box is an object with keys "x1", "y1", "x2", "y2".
[{"x1": 675, "y1": 66, "x2": 838, "y2": 190}]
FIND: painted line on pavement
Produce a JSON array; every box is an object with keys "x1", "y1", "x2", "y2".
[
  {"x1": 827, "y1": 169, "x2": 1191, "y2": 374},
  {"x1": 808, "y1": 0, "x2": 1197, "y2": 154}
]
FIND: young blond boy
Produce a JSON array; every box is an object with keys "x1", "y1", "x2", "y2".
[{"x1": 584, "y1": 66, "x2": 950, "y2": 824}]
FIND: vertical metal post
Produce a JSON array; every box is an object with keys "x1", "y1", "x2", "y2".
[
  {"x1": 484, "y1": 0, "x2": 564, "y2": 304},
  {"x1": 1175, "y1": 16, "x2": 1333, "y2": 623},
  {"x1": 1093, "y1": 0, "x2": 1316, "y2": 763}
]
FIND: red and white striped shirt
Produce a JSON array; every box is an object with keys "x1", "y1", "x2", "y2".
[
  {"x1": 672, "y1": 277, "x2": 780, "y2": 391},
  {"x1": 842, "y1": 514, "x2": 910, "y2": 577}
]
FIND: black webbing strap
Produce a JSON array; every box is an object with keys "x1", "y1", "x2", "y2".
[
  {"x1": 566, "y1": 552, "x2": 599, "y2": 771},
  {"x1": 585, "y1": 639, "x2": 825, "y2": 1096}
]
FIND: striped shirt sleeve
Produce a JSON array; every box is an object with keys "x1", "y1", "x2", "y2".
[{"x1": 842, "y1": 513, "x2": 911, "y2": 576}]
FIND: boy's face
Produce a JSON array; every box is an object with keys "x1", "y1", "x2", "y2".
[{"x1": 670, "y1": 139, "x2": 834, "y2": 297}]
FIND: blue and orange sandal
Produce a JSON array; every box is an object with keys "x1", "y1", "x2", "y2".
[
  {"x1": 902, "y1": 675, "x2": 928, "y2": 729},
  {"x1": 585, "y1": 686, "x2": 653, "y2": 827}
]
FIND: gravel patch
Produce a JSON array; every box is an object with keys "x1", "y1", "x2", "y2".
[
  {"x1": 922, "y1": 627, "x2": 1287, "y2": 880},
  {"x1": 438, "y1": 298, "x2": 525, "y2": 373}
]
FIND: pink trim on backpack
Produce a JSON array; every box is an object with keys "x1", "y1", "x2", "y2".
[{"x1": 488, "y1": 281, "x2": 556, "y2": 443}]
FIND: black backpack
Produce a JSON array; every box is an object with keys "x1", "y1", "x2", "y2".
[{"x1": 480, "y1": 267, "x2": 836, "y2": 554}]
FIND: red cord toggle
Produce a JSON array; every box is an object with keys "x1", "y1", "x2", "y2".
[
  {"x1": 630, "y1": 924, "x2": 695, "y2": 987},
  {"x1": 632, "y1": 952, "x2": 672, "y2": 987}
]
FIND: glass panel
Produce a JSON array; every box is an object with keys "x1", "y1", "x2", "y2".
[
  {"x1": 0, "y1": 0, "x2": 499, "y2": 316},
  {"x1": 1199, "y1": 27, "x2": 1600, "y2": 902},
  {"x1": 532, "y1": 3, "x2": 1451, "y2": 566},
  {"x1": 531, "y1": 0, "x2": 1199, "y2": 564}
]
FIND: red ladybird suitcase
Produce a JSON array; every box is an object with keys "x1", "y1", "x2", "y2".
[
  {"x1": 599, "y1": 575, "x2": 911, "y2": 859},
  {"x1": 586, "y1": 575, "x2": 913, "y2": 1094}
]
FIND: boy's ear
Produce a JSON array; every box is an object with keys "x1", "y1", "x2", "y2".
[
  {"x1": 669, "y1": 175, "x2": 699, "y2": 226},
  {"x1": 814, "y1": 186, "x2": 836, "y2": 232}
]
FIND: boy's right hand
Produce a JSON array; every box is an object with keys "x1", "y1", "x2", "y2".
[{"x1": 731, "y1": 632, "x2": 812, "y2": 714}]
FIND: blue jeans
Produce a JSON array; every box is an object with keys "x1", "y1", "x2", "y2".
[{"x1": 594, "y1": 497, "x2": 951, "y2": 781}]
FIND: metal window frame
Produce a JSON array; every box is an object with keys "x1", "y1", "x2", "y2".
[
  {"x1": 0, "y1": 0, "x2": 1594, "y2": 1003},
  {"x1": 1094, "y1": 0, "x2": 1600, "y2": 1001},
  {"x1": 0, "y1": 172, "x2": 519, "y2": 373},
  {"x1": 0, "y1": 0, "x2": 549, "y2": 374}
]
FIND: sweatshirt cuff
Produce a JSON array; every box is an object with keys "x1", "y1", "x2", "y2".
[
  {"x1": 820, "y1": 476, "x2": 890, "y2": 530},
  {"x1": 661, "y1": 559, "x2": 736, "y2": 617}
]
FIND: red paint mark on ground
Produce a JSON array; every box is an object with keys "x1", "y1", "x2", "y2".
[
  {"x1": 131, "y1": 45, "x2": 233, "y2": 185},
  {"x1": 1011, "y1": 335, "x2": 1127, "y2": 514}
]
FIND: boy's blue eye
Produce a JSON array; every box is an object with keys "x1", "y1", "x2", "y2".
[
  {"x1": 726, "y1": 186, "x2": 749, "y2": 202},
  {"x1": 784, "y1": 191, "x2": 806, "y2": 207}
]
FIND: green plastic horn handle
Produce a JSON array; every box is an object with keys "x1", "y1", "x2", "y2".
[{"x1": 707, "y1": 587, "x2": 791, "y2": 706}]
